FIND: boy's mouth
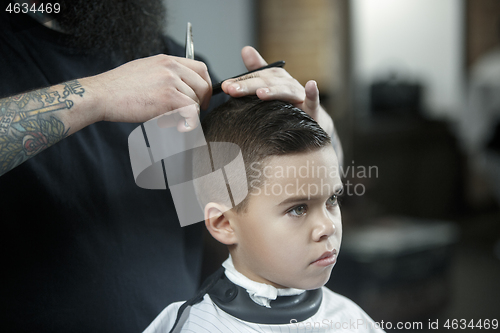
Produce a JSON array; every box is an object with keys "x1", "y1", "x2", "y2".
[{"x1": 311, "y1": 249, "x2": 337, "y2": 267}]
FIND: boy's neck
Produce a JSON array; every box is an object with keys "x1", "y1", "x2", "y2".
[
  {"x1": 229, "y1": 255, "x2": 285, "y2": 289},
  {"x1": 222, "y1": 256, "x2": 304, "y2": 308}
]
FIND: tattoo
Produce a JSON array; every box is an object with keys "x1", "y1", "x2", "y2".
[
  {"x1": 0, "y1": 80, "x2": 85, "y2": 175},
  {"x1": 61, "y1": 80, "x2": 85, "y2": 100}
]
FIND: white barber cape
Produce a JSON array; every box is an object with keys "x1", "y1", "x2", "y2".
[{"x1": 143, "y1": 257, "x2": 384, "y2": 333}]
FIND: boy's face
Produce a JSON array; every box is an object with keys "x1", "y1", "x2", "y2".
[{"x1": 229, "y1": 146, "x2": 342, "y2": 290}]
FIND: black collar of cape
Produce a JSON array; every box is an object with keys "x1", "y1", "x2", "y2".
[{"x1": 169, "y1": 267, "x2": 322, "y2": 332}]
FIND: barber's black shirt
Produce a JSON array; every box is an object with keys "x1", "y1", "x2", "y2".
[{"x1": 0, "y1": 11, "x2": 225, "y2": 333}]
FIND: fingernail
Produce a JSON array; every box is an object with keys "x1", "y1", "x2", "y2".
[
  {"x1": 232, "y1": 83, "x2": 241, "y2": 91},
  {"x1": 261, "y1": 88, "x2": 270, "y2": 95}
]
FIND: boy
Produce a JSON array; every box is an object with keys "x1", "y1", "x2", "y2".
[{"x1": 144, "y1": 96, "x2": 383, "y2": 332}]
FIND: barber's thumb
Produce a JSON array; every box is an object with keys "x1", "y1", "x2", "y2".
[{"x1": 304, "y1": 80, "x2": 320, "y2": 108}]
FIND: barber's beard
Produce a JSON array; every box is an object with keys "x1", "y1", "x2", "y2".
[{"x1": 53, "y1": 0, "x2": 166, "y2": 61}]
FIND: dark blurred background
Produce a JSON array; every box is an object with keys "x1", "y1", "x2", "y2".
[{"x1": 166, "y1": 1, "x2": 500, "y2": 332}]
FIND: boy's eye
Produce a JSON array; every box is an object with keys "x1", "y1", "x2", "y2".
[
  {"x1": 288, "y1": 205, "x2": 307, "y2": 217},
  {"x1": 326, "y1": 194, "x2": 338, "y2": 206}
]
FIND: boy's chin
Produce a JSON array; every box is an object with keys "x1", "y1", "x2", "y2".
[
  {"x1": 283, "y1": 273, "x2": 332, "y2": 291},
  {"x1": 304, "y1": 279, "x2": 330, "y2": 291}
]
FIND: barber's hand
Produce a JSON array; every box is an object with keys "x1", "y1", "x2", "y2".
[
  {"x1": 221, "y1": 46, "x2": 333, "y2": 135},
  {"x1": 86, "y1": 54, "x2": 212, "y2": 124}
]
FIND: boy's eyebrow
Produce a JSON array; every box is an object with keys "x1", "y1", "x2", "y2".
[
  {"x1": 278, "y1": 196, "x2": 315, "y2": 206},
  {"x1": 277, "y1": 185, "x2": 344, "y2": 206}
]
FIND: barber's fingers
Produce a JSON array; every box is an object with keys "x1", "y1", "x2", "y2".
[
  {"x1": 156, "y1": 103, "x2": 200, "y2": 132},
  {"x1": 170, "y1": 57, "x2": 212, "y2": 110},
  {"x1": 173, "y1": 78, "x2": 200, "y2": 105},
  {"x1": 241, "y1": 46, "x2": 268, "y2": 71},
  {"x1": 256, "y1": 84, "x2": 306, "y2": 104},
  {"x1": 173, "y1": 57, "x2": 212, "y2": 89},
  {"x1": 176, "y1": 103, "x2": 200, "y2": 132},
  {"x1": 222, "y1": 69, "x2": 306, "y2": 104}
]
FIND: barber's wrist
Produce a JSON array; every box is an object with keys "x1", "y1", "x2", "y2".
[{"x1": 78, "y1": 76, "x2": 107, "y2": 124}]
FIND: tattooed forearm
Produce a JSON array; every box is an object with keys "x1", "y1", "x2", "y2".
[{"x1": 0, "y1": 80, "x2": 85, "y2": 176}]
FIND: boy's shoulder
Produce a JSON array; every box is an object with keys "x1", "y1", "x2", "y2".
[
  {"x1": 144, "y1": 288, "x2": 384, "y2": 333},
  {"x1": 143, "y1": 294, "x2": 241, "y2": 333},
  {"x1": 320, "y1": 286, "x2": 366, "y2": 314},
  {"x1": 142, "y1": 299, "x2": 184, "y2": 333}
]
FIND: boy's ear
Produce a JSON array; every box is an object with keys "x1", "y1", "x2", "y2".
[{"x1": 204, "y1": 202, "x2": 237, "y2": 245}]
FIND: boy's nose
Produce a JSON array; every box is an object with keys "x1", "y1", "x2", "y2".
[{"x1": 312, "y1": 213, "x2": 337, "y2": 241}]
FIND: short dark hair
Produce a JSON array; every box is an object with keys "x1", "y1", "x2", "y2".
[{"x1": 195, "y1": 96, "x2": 331, "y2": 212}]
